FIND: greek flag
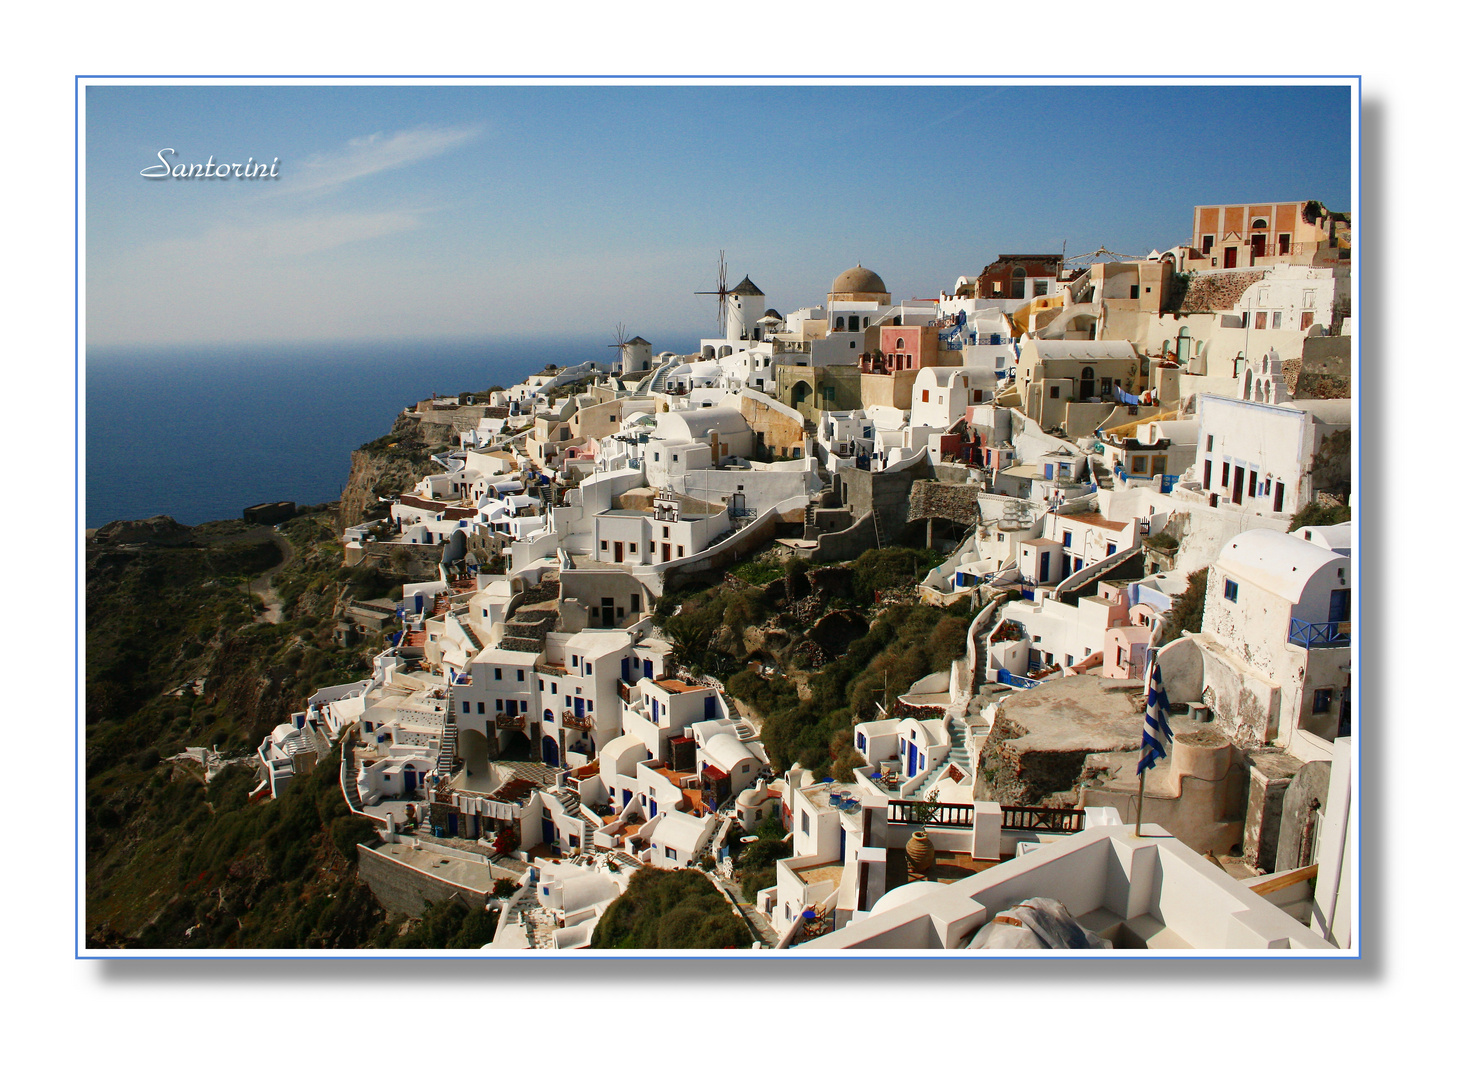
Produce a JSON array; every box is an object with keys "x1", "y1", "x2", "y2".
[{"x1": 1138, "y1": 662, "x2": 1174, "y2": 775}]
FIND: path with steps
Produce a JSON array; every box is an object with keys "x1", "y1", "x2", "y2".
[{"x1": 709, "y1": 873, "x2": 779, "y2": 947}]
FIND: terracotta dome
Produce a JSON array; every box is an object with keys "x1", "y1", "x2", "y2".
[{"x1": 829, "y1": 264, "x2": 888, "y2": 299}]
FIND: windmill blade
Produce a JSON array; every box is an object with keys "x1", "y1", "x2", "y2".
[
  {"x1": 693, "y1": 249, "x2": 731, "y2": 336},
  {"x1": 715, "y1": 250, "x2": 728, "y2": 335}
]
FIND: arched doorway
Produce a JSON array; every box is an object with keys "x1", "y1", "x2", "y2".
[{"x1": 542, "y1": 735, "x2": 561, "y2": 767}]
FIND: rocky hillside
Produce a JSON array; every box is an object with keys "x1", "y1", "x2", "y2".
[{"x1": 338, "y1": 410, "x2": 454, "y2": 530}]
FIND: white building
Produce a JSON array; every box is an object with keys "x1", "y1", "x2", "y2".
[
  {"x1": 796, "y1": 825, "x2": 1334, "y2": 950},
  {"x1": 1193, "y1": 395, "x2": 1351, "y2": 516},
  {"x1": 910, "y1": 366, "x2": 999, "y2": 430},
  {"x1": 1190, "y1": 528, "x2": 1351, "y2": 758}
]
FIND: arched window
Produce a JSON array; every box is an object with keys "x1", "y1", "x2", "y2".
[
  {"x1": 896, "y1": 337, "x2": 905, "y2": 350},
  {"x1": 1251, "y1": 217, "x2": 1268, "y2": 229},
  {"x1": 1011, "y1": 266, "x2": 1027, "y2": 299},
  {"x1": 834, "y1": 317, "x2": 845, "y2": 330}
]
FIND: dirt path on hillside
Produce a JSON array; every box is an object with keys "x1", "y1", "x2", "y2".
[{"x1": 246, "y1": 530, "x2": 294, "y2": 624}]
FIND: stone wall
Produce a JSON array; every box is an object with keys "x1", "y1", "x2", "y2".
[
  {"x1": 1275, "y1": 759, "x2": 1332, "y2": 872},
  {"x1": 356, "y1": 843, "x2": 489, "y2": 917}
]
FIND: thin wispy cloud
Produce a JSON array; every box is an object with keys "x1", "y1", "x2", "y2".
[
  {"x1": 135, "y1": 209, "x2": 425, "y2": 265},
  {"x1": 281, "y1": 124, "x2": 484, "y2": 196}
]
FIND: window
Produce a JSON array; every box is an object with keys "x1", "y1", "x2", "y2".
[
  {"x1": 1224, "y1": 579, "x2": 1239, "y2": 602},
  {"x1": 585, "y1": 662, "x2": 593, "y2": 675},
  {"x1": 600, "y1": 540, "x2": 608, "y2": 550},
  {"x1": 1131, "y1": 456, "x2": 1148, "y2": 474},
  {"x1": 1313, "y1": 688, "x2": 1333, "y2": 713},
  {"x1": 1062, "y1": 531, "x2": 1072, "y2": 548},
  {"x1": 896, "y1": 337, "x2": 905, "y2": 350},
  {"x1": 1206, "y1": 435, "x2": 1214, "y2": 452},
  {"x1": 631, "y1": 593, "x2": 641, "y2": 612},
  {"x1": 834, "y1": 317, "x2": 844, "y2": 330},
  {"x1": 1300, "y1": 311, "x2": 1314, "y2": 330},
  {"x1": 1050, "y1": 386, "x2": 1060, "y2": 399},
  {"x1": 1278, "y1": 233, "x2": 1292, "y2": 256},
  {"x1": 1034, "y1": 279, "x2": 1048, "y2": 297},
  {"x1": 1271, "y1": 311, "x2": 1282, "y2": 329},
  {"x1": 477, "y1": 702, "x2": 485, "y2": 714},
  {"x1": 665, "y1": 847, "x2": 678, "y2": 861},
  {"x1": 629, "y1": 543, "x2": 637, "y2": 553},
  {"x1": 1201, "y1": 234, "x2": 1214, "y2": 255},
  {"x1": 1273, "y1": 481, "x2": 1285, "y2": 513},
  {"x1": 462, "y1": 701, "x2": 470, "y2": 713},
  {"x1": 493, "y1": 668, "x2": 502, "y2": 681},
  {"x1": 1106, "y1": 542, "x2": 1116, "y2": 556},
  {"x1": 1254, "y1": 311, "x2": 1268, "y2": 330},
  {"x1": 677, "y1": 546, "x2": 684, "y2": 556},
  {"x1": 1221, "y1": 461, "x2": 1231, "y2": 487},
  {"x1": 800, "y1": 812, "x2": 810, "y2": 836}
]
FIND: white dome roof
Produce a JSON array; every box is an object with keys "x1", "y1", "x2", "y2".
[{"x1": 871, "y1": 880, "x2": 946, "y2": 915}]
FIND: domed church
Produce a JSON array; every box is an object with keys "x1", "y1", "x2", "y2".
[{"x1": 827, "y1": 264, "x2": 891, "y2": 306}]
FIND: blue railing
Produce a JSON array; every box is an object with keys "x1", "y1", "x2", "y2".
[
  {"x1": 996, "y1": 669, "x2": 1039, "y2": 689},
  {"x1": 1289, "y1": 618, "x2": 1350, "y2": 648}
]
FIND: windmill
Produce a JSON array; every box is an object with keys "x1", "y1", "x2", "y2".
[{"x1": 694, "y1": 250, "x2": 731, "y2": 336}]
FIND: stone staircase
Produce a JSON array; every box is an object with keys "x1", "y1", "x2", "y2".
[
  {"x1": 340, "y1": 741, "x2": 364, "y2": 812},
  {"x1": 555, "y1": 788, "x2": 581, "y2": 816},
  {"x1": 436, "y1": 713, "x2": 460, "y2": 775},
  {"x1": 917, "y1": 713, "x2": 976, "y2": 793}
]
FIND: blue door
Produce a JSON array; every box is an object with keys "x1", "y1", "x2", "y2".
[
  {"x1": 542, "y1": 735, "x2": 560, "y2": 767},
  {"x1": 1328, "y1": 589, "x2": 1351, "y2": 623},
  {"x1": 542, "y1": 817, "x2": 555, "y2": 844},
  {"x1": 643, "y1": 659, "x2": 653, "y2": 679},
  {"x1": 575, "y1": 698, "x2": 585, "y2": 718},
  {"x1": 622, "y1": 658, "x2": 630, "y2": 682},
  {"x1": 621, "y1": 789, "x2": 632, "y2": 807},
  {"x1": 403, "y1": 765, "x2": 417, "y2": 794},
  {"x1": 704, "y1": 695, "x2": 717, "y2": 719}
]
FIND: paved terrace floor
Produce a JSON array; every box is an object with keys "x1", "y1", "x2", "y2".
[{"x1": 375, "y1": 840, "x2": 525, "y2": 890}]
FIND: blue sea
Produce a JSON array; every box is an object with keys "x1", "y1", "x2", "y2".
[{"x1": 84, "y1": 338, "x2": 683, "y2": 528}]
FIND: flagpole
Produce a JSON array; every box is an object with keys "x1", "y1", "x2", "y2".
[{"x1": 1135, "y1": 770, "x2": 1145, "y2": 837}]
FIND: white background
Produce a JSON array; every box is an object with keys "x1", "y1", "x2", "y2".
[{"x1": 20, "y1": 4, "x2": 1466, "y2": 1076}]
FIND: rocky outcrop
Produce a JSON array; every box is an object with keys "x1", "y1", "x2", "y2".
[{"x1": 337, "y1": 412, "x2": 450, "y2": 530}]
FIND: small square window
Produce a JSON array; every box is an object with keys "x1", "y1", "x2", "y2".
[
  {"x1": 1313, "y1": 688, "x2": 1333, "y2": 713},
  {"x1": 477, "y1": 702, "x2": 485, "y2": 714},
  {"x1": 1224, "y1": 579, "x2": 1239, "y2": 602}
]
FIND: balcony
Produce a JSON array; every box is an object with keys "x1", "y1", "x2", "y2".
[
  {"x1": 1288, "y1": 618, "x2": 1350, "y2": 649},
  {"x1": 617, "y1": 681, "x2": 635, "y2": 704},
  {"x1": 535, "y1": 662, "x2": 567, "y2": 677},
  {"x1": 1000, "y1": 805, "x2": 1085, "y2": 833},
  {"x1": 561, "y1": 710, "x2": 592, "y2": 731},
  {"x1": 494, "y1": 713, "x2": 525, "y2": 731},
  {"x1": 886, "y1": 799, "x2": 974, "y2": 830}
]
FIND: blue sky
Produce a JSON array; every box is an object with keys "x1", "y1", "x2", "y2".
[{"x1": 85, "y1": 82, "x2": 1353, "y2": 354}]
